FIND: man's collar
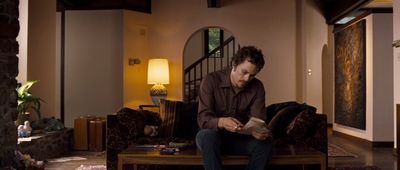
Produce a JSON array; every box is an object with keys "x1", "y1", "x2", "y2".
[{"x1": 219, "y1": 68, "x2": 232, "y2": 88}]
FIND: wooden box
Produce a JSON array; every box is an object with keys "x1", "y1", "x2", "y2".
[
  {"x1": 89, "y1": 118, "x2": 106, "y2": 152},
  {"x1": 73, "y1": 116, "x2": 95, "y2": 150}
]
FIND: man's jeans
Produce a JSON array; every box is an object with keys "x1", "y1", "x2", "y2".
[{"x1": 196, "y1": 129, "x2": 273, "y2": 170}]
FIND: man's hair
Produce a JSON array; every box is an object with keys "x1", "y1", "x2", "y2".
[{"x1": 231, "y1": 46, "x2": 265, "y2": 71}]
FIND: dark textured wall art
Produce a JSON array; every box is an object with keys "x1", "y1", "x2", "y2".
[{"x1": 334, "y1": 20, "x2": 366, "y2": 130}]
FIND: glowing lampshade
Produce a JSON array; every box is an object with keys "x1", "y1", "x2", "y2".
[{"x1": 147, "y1": 59, "x2": 169, "y2": 105}]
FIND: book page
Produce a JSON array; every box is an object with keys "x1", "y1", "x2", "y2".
[{"x1": 238, "y1": 117, "x2": 268, "y2": 135}]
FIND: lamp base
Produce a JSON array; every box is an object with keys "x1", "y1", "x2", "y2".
[{"x1": 150, "y1": 84, "x2": 167, "y2": 105}]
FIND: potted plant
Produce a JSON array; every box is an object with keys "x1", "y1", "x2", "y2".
[{"x1": 16, "y1": 80, "x2": 42, "y2": 126}]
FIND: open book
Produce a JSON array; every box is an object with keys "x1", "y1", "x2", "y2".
[{"x1": 238, "y1": 117, "x2": 269, "y2": 135}]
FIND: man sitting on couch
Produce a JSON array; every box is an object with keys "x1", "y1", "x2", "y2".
[{"x1": 196, "y1": 46, "x2": 273, "y2": 170}]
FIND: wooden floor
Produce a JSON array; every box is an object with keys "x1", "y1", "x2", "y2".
[
  {"x1": 44, "y1": 151, "x2": 106, "y2": 170},
  {"x1": 328, "y1": 129, "x2": 397, "y2": 170},
  {"x1": 44, "y1": 130, "x2": 398, "y2": 170}
]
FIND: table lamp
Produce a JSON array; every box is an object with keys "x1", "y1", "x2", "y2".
[{"x1": 147, "y1": 58, "x2": 170, "y2": 105}]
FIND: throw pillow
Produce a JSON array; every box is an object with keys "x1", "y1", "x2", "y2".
[
  {"x1": 141, "y1": 109, "x2": 162, "y2": 126},
  {"x1": 159, "y1": 99, "x2": 183, "y2": 138},
  {"x1": 159, "y1": 99, "x2": 199, "y2": 139},
  {"x1": 286, "y1": 109, "x2": 318, "y2": 140},
  {"x1": 267, "y1": 103, "x2": 312, "y2": 139},
  {"x1": 115, "y1": 107, "x2": 162, "y2": 140},
  {"x1": 174, "y1": 101, "x2": 199, "y2": 139},
  {"x1": 305, "y1": 114, "x2": 328, "y2": 153},
  {"x1": 265, "y1": 101, "x2": 299, "y2": 124}
]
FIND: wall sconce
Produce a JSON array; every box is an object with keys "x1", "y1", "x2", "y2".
[
  {"x1": 128, "y1": 58, "x2": 141, "y2": 66},
  {"x1": 147, "y1": 58, "x2": 169, "y2": 105}
]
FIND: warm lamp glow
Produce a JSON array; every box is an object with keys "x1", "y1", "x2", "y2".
[
  {"x1": 147, "y1": 58, "x2": 169, "y2": 105},
  {"x1": 147, "y1": 59, "x2": 170, "y2": 85}
]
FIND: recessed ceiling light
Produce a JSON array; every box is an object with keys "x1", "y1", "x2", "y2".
[{"x1": 336, "y1": 16, "x2": 356, "y2": 24}]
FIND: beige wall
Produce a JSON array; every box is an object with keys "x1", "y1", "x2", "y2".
[
  {"x1": 55, "y1": 13, "x2": 61, "y2": 120},
  {"x1": 123, "y1": 11, "x2": 153, "y2": 107},
  {"x1": 183, "y1": 29, "x2": 204, "y2": 68},
  {"x1": 63, "y1": 10, "x2": 124, "y2": 127},
  {"x1": 298, "y1": 0, "x2": 327, "y2": 113},
  {"x1": 372, "y1": 14, "x2": 393, "y2": 141},
  {"x1": 27, "y1": 0, "x2": 57, "y2": 119},
  {"x1": 394, "y1": 0, "x2": 400, "y2": 147},
  {"x1": 17, "y1": 0, "x2": 28, "y2": 83},
  {"x1": 334, "y1": 14, "x2": 394, "y2": 142},
  {"x1": 324, "y1": 25, "x2": 335, "y2": 124}
]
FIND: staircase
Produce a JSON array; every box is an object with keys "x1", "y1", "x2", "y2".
[{"x1": 184, "y1": 36, "x2": 239, "y2": 102}]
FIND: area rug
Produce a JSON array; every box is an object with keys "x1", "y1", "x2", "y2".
[
  {"x1": 328, "y1": 143, "x2": 357, "y2": 157},
  {"x1": 328, "y1": 166, "x2": 381, "y2": 170},
  {"x1": 75, "y1": 164, "x2": 106, "y2": 170},
  {"x1": 47, "y1": 156, "x2": 87, "y2": 163}
]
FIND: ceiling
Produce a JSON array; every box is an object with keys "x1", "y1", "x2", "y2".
[
  {"x1": 320, "y1": 0, "x2": 393, "y2": 24},
  {"x1": 57, "y1": 0, "x2": 394, "y2": 25},
  {"x1": 57, "y1": 0, "x2": 223, "y2": 11},
  {"x1": 332, "y1": 0, "x2": 393, "y2": 25},
  {"x1": 57, "y1": 0, "x2": 151, "y2": 13},
  {"x1": 363, "y1": 0, "x2": 393, "y2": 8}
]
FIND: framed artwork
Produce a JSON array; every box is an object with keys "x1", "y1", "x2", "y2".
[{"x1": 334, "y1": 19, "x2": 366, "y2": 130}]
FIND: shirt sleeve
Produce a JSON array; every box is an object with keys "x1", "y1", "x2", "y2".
[
  {"x1": 197, "y1": 75, "x2": 220, "y2": 129},
  {"x1": 250, "y1": 80, "x2": 267, "y2": 121}
]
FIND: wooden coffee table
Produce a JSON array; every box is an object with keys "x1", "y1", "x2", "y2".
[{"x1": 118, "y1": 144, "x2": 326, "y2": 170}]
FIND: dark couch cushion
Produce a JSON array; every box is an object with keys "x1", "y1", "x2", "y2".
[
  {"x1": 141, "y1": 109, "x2": 163, "y2": 126},
  {"x1": 159, "y1": 99, "x2": 199, "y2": 139},
  {"x1": 265, "y1": 101, "x2": 299, "y2": 124},
  {"x1": 286, "y1": 108, "x2": 318, "y2": 140},
  {"x1": 106, "y1": 108, "x2": 162, "y2": 170},
  {"x1": 115, "y1": 108, "x2": 143, "y2": 140},
  {"x1": 115, "y1": 107, "x2": 162, "y2": 140},
  {"x1": 159, "y1": 99, "x2": 182, "y2": 138},
  {"x1": 267, "y1": 103, "x2": 316, "y2": 139},
  {"x1": 305, "y1": 114, "x2": 327, "y2": 153},
  {"x1": 174, "y1": 101, "x2": 199, "y2": 139}
]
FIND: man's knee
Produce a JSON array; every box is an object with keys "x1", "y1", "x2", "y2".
[
  {"x1": 196, "y1": 129, "x2": 221, "y2": 150},
  {"x1": 251, "y1": 137, "x2": 274, "y2": 154}
]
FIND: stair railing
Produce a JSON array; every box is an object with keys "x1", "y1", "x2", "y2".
[{"x1": 184, "y1": 36, "x2": 239, "y2": 102}]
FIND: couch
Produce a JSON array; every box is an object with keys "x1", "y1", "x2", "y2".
[{"x1": 106, "y1": 100, "x2": 327, "y2": 170}]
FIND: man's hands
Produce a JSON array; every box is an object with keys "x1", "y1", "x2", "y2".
[
  {"x1": 218, "y1": 117, "x2": 271, "y2": 141},
  {"x1": 218, "y1": 117, "x2": 243, "y2": 132},
  {"x1": 251, "y1": 129, "x2": 271, "y2": 141}
]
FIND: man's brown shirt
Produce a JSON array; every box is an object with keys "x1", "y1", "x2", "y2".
[{"x1": 197, "y1": 68, "x2": 267, "y2": 129}]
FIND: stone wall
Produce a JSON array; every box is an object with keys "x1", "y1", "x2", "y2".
[{"x1": 0, "y1": 0, "x2": 19, "y2": 169}]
